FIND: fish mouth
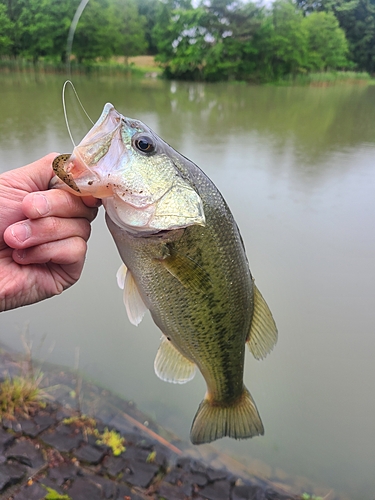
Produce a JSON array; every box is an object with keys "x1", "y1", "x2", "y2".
[
  {"x1": 53, "y1": 103, "x2": 206, "y2": 233},
  {"x1": 53, "y1": 103, "x2": 127, "y2": 198}
]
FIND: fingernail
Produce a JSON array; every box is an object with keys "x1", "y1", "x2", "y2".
[
  {"x1": 11, "y1": 223, "x2": 31, "y2": 243},
  {"x1": 32, "y1": 193, "x2": 50, "y2": 216},
  {"x1": 16, "y1": 249, "x2": 26, "y2": 260}
]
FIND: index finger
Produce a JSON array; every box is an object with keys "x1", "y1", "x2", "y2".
[{"x1": 22, "y1": 189, "x2": 99, "y2": 223}]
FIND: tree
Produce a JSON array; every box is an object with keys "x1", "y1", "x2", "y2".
[
  {"x1": 303, "y1": 11, "x2": 349, "y2": 70},
  {"x1": 73, "y1": 0, "x2": 114, "y2": 63},
  {"x1": 0, "y1": 4, "x2": 14, "y2": 56},
  {"x1": 110, "y1": 0, "x2": 148, "y2": 64},
  {"x1": 334, "y1": 0, "x2": 375, "y2": 72},
  {"x1": 137, "y1": 0, "x2": 160, "y2": 54},
  {"x1": 271, "y1": 0, "x2": 309, "y2": 77},
  {"x1": 18, "y1": 0, "x2": 78, "y2": 63},
  {"x1": 295, "y1": 0, "x2": 375, "y2": 73}
]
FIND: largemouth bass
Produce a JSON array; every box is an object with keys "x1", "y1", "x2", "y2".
[{"x1": 52, "y1": 103, "x2": 277, "y2": 445}]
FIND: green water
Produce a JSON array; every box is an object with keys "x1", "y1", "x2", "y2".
[{"x1": 1, "y1": 73, "x2": 375, "y2": 499}]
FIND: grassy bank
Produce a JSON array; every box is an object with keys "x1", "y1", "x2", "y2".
[
  {"x1": 0, "y1": 57, "x2": 372, "y2": 86},
  {"x1": 278, "y1": 70, "x2": 373, "y2": 86},
  {"x1": 0, "y1": 56, "x2": 162, "y2": 78}
]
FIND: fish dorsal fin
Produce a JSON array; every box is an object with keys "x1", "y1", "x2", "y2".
[
  {"x1": 247, "y1": 284, "x2": 278, "y2": 360},
  {"x1": 154, "y1": 336, "x2": 196, "y2": 384},
  {"x1": 116, "y1": 264, "x2": 148, "y2": 326},
  {"x1": 161, "y1": 248, "x2": 212, "y2": 295}
]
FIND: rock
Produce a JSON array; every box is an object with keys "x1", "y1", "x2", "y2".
[
  {"x1": 5, "y1": 440, "x2": 46, "y2": 469},
  {"x1": 0, "y1": 462, "x2": 26, "y2": 492},
  {"x1": 73, "y1": 444, "x2": 106, "y2": 465},
  {"x1": 115, "y1": 482, "x2": 132, "y2": 499},
  {"x1": 232, "y1": 483, "x2": 267, "y2": 500},
  {"x1": 123, "y1": 444, "x2": 151, "y2": 463},
  {"x1": 199, "y1": 479, "x2": 231, "y2": 500},
  {"x1": 41, "y1": 427, "x2": 82, "y2": 452},
  {"x1": 34, "y1": 414, "x2": 56, "y2": 430},
  {"x1": 12, "y1": 482, "x2": 46, "y2": 500},
  {"x1": 68, "y1": 477, "x2": 103, "y2": 500},
  {"x1": 189, "y1": 472, "x2": 208, "y2": 487},
  {"x1": 47, "y1": 462, "x2": 79, "y2": 485},
  {"x1": 91, "y1": 476, "x2": 118, "y2": 499},
  {"x1": 122, "y1": 460, "x2": 159, "y2": 488},
  {"x1": 38, "y1": 477, "x2": 66, "y2": 495},
  {"x1": 0, "y1": 428, "x2": 15, "y2": 455},
  {"x1": 157, "y1": 481, "x2": 189, "y2": 500},
  {"x1": 103, "y1": 455, "x2": 127, "y2": 477}
]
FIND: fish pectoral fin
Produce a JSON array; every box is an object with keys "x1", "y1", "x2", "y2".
[
  {"x1": 161, "y1": 248, "x2": 212, "y2": 295},
  {"x1": 116, "y1": 264, "x2": 148, "y2": 326},
  {"x1": 154, "y1": 335, "x2": 196, "y2": 384},
  {"x1": 190, "y1": 387, "x2": 264, "y2": 445},
  {"x1": 247, "y1": 284, "x2": 278, "y2": 360}
]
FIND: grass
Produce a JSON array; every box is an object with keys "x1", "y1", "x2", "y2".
[
  {"x1": 0, "y1": 375, "x2": 46, "y2": 420},
  {"x1": 280, "y1": 70, "x2": 373, "y2": 86},
  {"x1": 0, "y1": 56, "x2": 162, "y2": 77}
]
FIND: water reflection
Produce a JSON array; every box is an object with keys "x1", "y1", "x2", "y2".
[{"x1": 0, "y1": 74, "x2": 374, "y2": 499}]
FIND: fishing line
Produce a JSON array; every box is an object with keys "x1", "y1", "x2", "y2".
[
  {"x1": 66, "y1": 0, "x2": 90, "y2": 77},
  {"x1": 62, "y1": 80, "x2": 94, "y2": 148},
  {"x1": 62, "y1": 0, "x2": 93, "y2": 147}
]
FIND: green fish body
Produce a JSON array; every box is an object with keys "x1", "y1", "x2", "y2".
[{"x1": 52, "y1": 103, "x2": 277, "y2": 444}]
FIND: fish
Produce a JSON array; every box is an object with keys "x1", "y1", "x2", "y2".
[{"x1": 52, "y1": 102, "x2": 278, "y2": 445}]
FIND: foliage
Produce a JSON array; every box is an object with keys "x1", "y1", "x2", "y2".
[
  {"x1": 0, "y1": 375, "x2": 46, "y2": 420},
  {"x1": 0, "y1": 0, "x2": 373, "y2": 81},
  {"x1": 295, "y1": 0, "x2": 375, "y2": 73},
  {"x1": 301, "y1": 493, "x2": 324, "y2": 500},
  {"x1": 109, "y1": 0, "x2": 148, "y2": 64},
  {"x1": 43, "y1": 485, "x2": 72, "y2": 500},
  {"x1": 95, "y1": 427, "x2": 126, "y2": 456},
  {"x1": 303, "y1": 11, "x2": 349, "y2": 70},
  {"x1": 0, "y1": 4, "x2": 14, "y2": 56},
  {"x1": 153, "y1": 0, "x2": 352, "y2": 81}
]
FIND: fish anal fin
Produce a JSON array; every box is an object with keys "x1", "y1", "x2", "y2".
[
  {"x1": 190, "y1": 387, "x2": 264, "y2": 445},
  {"x1": 247, "y1": 284, "x2": 278, "y2": 360},
  {"x1": 154, "y1": 336, "x2": 196, "y2": 384},
  {"x1": 116, "y1": 264, "x2": 148, "y2": 326},
  {"x1": 161, "y1": 248, "x2": 212, "y2": 295}
]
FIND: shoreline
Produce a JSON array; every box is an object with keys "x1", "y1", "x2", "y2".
[{"x1": 0, "y1": 345, "x2": 341, "y2": 500}]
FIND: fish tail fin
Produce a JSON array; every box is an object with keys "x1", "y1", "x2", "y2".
[{"x1": 190, "y1": 387, "x2": 264, "y2": 445}]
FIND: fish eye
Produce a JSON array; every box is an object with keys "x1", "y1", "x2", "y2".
[{"x1": 134, "y1": 135, "x2": 156, "y2": 154}]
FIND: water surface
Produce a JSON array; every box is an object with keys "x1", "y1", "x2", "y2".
[{"x1": 1, "y1": 73, "x2": 374, "y2": 498}]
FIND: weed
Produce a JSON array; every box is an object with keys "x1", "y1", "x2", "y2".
[
  {"x1": 62, "y1": 415, "x2": 96, "y2": 429},
  {"x1": 146, "y1": 450, "x2": 157, "y2": 463},
  {"x1": 96, "y1": 428, "x2": 125, "y2": 456},
  {"x1": 0, "y1": 375, "x2": 46, "y2": 420},
  {"x1": 43, "y1": 485, "x2": 72, "y2": 499},
  {"x1": 301, "y1": 493, "x2": 324, "y2": 500}
]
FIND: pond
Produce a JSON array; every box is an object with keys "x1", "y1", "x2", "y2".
[{"x1": 0, "y1": 72, "x2": 374, "y2": 499}]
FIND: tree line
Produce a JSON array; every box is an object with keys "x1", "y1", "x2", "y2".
[{"x1": 0, "y1": 0, "x2": 374, "y2": 82}]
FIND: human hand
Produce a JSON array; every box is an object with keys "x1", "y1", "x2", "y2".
[{"x1": 0, "y1": 153, "x2": 100, "y2": 312}]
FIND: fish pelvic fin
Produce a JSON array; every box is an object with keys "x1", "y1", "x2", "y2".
[
  {"x1": 116, "y1": 264, "x2": 148, "y2": 326},
  {"x1": 247, "y1": 284, "x2": 278, "y2": 360},
  {"x1": 154, "y1": 336, "x2": 196, "y2": 384},
  {"x1": 190, "y1": 387, "x2": 264, "y2": 445}
]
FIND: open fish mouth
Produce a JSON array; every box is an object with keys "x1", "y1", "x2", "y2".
[{"x1": 52, "y1": 103, "x2": 205, "y2": 233}]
